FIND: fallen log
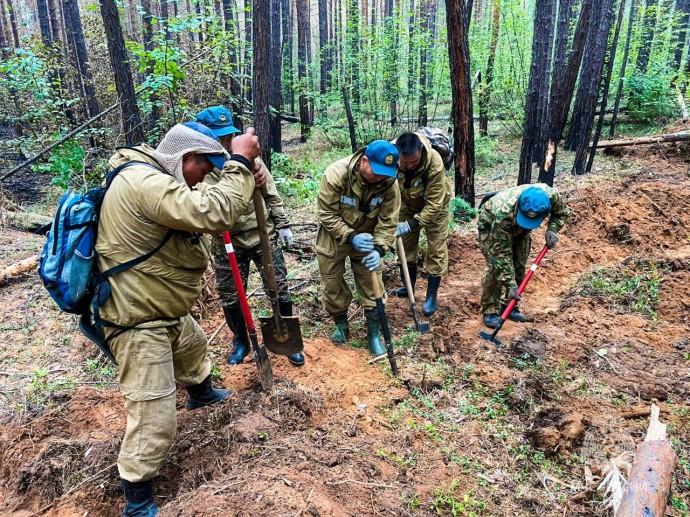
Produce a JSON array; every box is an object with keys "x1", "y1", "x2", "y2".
[
  {"x1": 3, "y1": 210, "x2": 52, "y2": 233},
  {"x1": 615, "y1": 404, "x2": 676, "y2": 517},
  {"x1": 0, "y1": 256, "x2": 38, "y2": 285},
  {"x1": 591, "y1": 131, "x2": 690, "y2": 149}
]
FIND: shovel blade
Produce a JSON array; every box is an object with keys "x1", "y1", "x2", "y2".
[
  {"x1": 259, "y1": 315, "x2": 304, "y2": 356},
  {"x1": 478, "y1": 330, "x2": 503, "y2": 347},
  {"x1": 411, "y1": 306, "x2": 431, "y2": 334},
  {"x1": 253, "y1": 346, "x2": 274, "y2": 391}
]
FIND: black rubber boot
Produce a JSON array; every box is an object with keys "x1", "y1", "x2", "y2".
[
  {"x1": 122, "y1": 479, "x2": 159, "y2": 517},
  {"x1": 500, "y1": 305, "x2": 527, "y2": 323},
  {"x1": 224, "y1": 306, "x2": 250, "y2": 365},
  {"x1": 364, "y1": 310, "x2": 386, "y2": 356},
  {"x1": 422, "y1": 275, "x2": 441, "y2": 316},
  {"x1": 393, "y1": 263, "x2": 417, "y2": 298},
  {"x1": 330, "y1": 313, "x2": 350, "y2": 345},
  {"x1": 483, "y1": 313, "x2": 499, "y2": 328},
  {"x1": 185, "y1": 375, "x2": 230, "y2": 410},
  {"x1": 279, "y1": 298, "x2": 305, "y2": 366}
]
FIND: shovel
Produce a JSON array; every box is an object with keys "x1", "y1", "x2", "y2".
[
  {"x1": 222, "y1": 231, "x2": 274, "y2": 391},
  {"x1": 396, "y1": 237, "x2": 430, "y2": 334},
  {"x1": 371, "y1": 270, "x2": 399, "y2": 376},
  {"x1": 252, "y1": 190, "x2": 304, "y2": 356},
  {"x1": 479, "y1": 244, "x2": 549, "y2": 347}
]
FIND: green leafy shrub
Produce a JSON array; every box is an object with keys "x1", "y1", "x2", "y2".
[
  {"x1": 626, "y1": 66, "x2": 677, "y2": 124},
  {"x1": 451, "y1": 196, "x2": 478, "y2": 223}
]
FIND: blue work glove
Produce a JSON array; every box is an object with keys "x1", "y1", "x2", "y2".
[
  {"x1": 396, "y1": 219, "x2": 419, "y2": 237},
  {"x1": 350, "y1": 232, "x2": 375, "y2": 252},
  {"x1": 278, "y1": 228, "x2": 293, "y2": 249},
  {"x1": 362, "y1": 250, "x2": 381, "y2": 271}
]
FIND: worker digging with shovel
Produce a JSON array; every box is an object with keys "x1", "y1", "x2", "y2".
[{"x1": 477, "y1": 184, "x2": 570, "y2": 329}]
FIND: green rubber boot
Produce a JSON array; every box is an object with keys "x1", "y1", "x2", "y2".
[
  {"x1": 365, "y1": 310, "x2": 386, "y2": 356},
  {"x1": 330, "y1": 313, "x2": 350, "y2": 345}
]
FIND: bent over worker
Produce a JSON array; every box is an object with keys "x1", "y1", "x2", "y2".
[
  {"x1": 316, "y1": 140, "x2": 401, "y2": 355},
  {"x1": 392, "y1": 131, "x2": 452, "y2": 316},
  {"x1": 196, "y1": 106, "x2": 303, "y2": 367},
  {"x1": 95, "y1": 122, "x2": 263, "y2": 516},
  {"x1": 477, "y1": 183, "x2": 570, "y2": 328}
]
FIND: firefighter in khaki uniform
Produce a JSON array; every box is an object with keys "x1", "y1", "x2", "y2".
[
  {"x1": 196, "y1": 106, "x2": 304, "y2": 367},
  {"x1": 95, "y1": 123, "x2": 264, "y2": 516},
  {"x1": 392, "y1": 132, "x2": 452, "y2": 316},
  {"x1": 316, "y1": 140, "x2": 401, "y2": 355},
  {"x1": 477, "y1": 184, "x2": 569, "y2": 328}
]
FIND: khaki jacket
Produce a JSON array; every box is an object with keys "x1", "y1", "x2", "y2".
[
  {"x1": 205, "y1": 157, "x2": 289, "y2": 249},
  {"x1": 316, "y1": 149, "x2": 400, "y2": 257},
  {"x1": 95, "y1": 146, "x2": 255, "y2": 327},
  {"x1": 395, "y1": 133, "x2": 452, "y2": 226}
]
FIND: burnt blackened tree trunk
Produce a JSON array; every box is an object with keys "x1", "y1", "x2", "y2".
[
  {"x1": 296, "y1": 0, "x2": 312, "y2": 140},
  {"x1": 446, "y1": 0, "x2": 475, "y2": 205},
  {"x1": 63, "y1": 0, "x2": 100, "y2": 119},
  {"x1": 269, "y1": 0, "x2": 282, "y2": 152},
  {"x1": 5, "y1": 0, "x2": 19, "y2": 49},
  {"x1": 253, "y1": 0, "x2": 272, "y2": 167},
  {"x1": 610, "y1": 0, "x2": 636, "y2": 138},
  {"x1": 318, "y1": 0, "x2": 330, "y2": 92},
  {"x1": 222, "y1": 0, "x2": 242, "y2": 126},
  {"x1": 37, "y1": 0, "x2": 53, "y2": 46},
  {"x1": 383, "y1": 0, "x2": 398, "y2": 123},
  {"x1": 635, "y1": 0, "x2": 657, "y2": 73},
  {"x1": 140, "y1": 0, "x2": 159, "y2": 129},
  {"x1": 672, "y1": 0, "x2": 690, "y2": 74},
  {"x1": 245, "y1": 0, "x2": 253, "y2": 104},
  {"x1": 46, "y1": 0, "x2": 62, "y2": 45},
  {"x1": 407, "y1": 0, "x2": 416, "y2": 107},
  {"x1": 478, "y1": 0, "x2": 501, "y2": 136},
  {"x1": 160, "y1": 0, "x2": 169, "y2": 40},
  {"x1": 100, "y1": 0, "x2": 145, "y2": 144},
  {"x1": 587, "y1": 0, "x2": 626, "y2": 172},
  {"x1": 0, "y1": 4, "x2": 8, "y2": 59},
  {"x1": 538, "y1": 0, "x2": 576, "y2": 185},
  {"x1": 517, "y1": 0, "x2": 556, "y2": 186},
  {"x1": 569, "y1": 0, "x2": 617, "y2": 174}
]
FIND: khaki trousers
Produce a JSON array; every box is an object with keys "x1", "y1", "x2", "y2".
[
  {"x1": 108, "y1": 314, "x2": 211, "y2": 482},
  {"x1": 398, "y1": 205, "x2": 450, "y2": 277}
]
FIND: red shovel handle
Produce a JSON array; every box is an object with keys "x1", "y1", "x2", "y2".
[
  {"x1": 222, "y1": 231, "x2": 256, "y2": 334},
  {"x1": 500, "y1": 244, "x2": 549, "y2": 321}
]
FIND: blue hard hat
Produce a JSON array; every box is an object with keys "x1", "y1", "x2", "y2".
[
  {"x1": 516, "y1": 187, "x2": 551, "y2": 230},
  {"x1": 181, "y1": 121, "x2": 227, "y2": 170},
  {"x1": 196, "y1": 106, "x2": 242, "y2": 138},
  {"x1": 364, "y1": 140, "x2": 399, "y2": 178}
]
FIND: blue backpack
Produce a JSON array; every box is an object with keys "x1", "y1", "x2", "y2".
[{"x1": 38, "y1": 160, "x2": 173, "y2": 363}]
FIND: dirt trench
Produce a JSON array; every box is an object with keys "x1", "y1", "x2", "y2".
[{"x1": 1, "y1": 148, "x2": 689, "y2": 516}]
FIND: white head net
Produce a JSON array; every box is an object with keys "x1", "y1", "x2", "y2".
[{"x1": 151, "y1": 124, "x2": 230, "y2": 183}]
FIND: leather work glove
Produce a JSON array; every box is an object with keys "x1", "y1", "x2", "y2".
[
  {"x1": 350, "y1": 233, "x2": 375, "y2": 252},
  {"x1": 362, "y1": 250, "x2": 381, "y2": 271},
  {"x1": 545, "y1": 230, "x2": 559, "y2": 249},
  {"x1": 278, "y1": 228, "x2": 293, "y2": 249},
  {"x1": 396, "y1": 219, "x2": 418, "y2": 237},
  {"x1": 508, "y1": 287, "x2": 522, "y2": 302}
]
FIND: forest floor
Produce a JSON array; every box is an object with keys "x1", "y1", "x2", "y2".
[{"x1": 0, "y1": 131, "x2": 689, "y2": 516}]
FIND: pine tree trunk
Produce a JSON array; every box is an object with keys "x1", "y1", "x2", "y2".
[
  {"x1": 478, "y1": 0, "x2": 500, "y2": 136},
  {"x1": 5, "y1": 0, "x2": 20, "y2": 49},
  {"x1": 673, "y1": 0, "x2": 690, "y2": 74},
  {"x1": 610, "y1": 0, "x2": 636, "y2": 138},
  {"x1": 46, "y1": 0, "x2": 62, "y2": 45},
  {"x1": 0, "y1": 2, "x2": 8, "y2": 59},
  {"x1": 418, "y1": 0, "x2": 437, "y2": 127},
  {"x1": 140, "y1": 0, "x2": 158, "y2": 130},
  {"x1": 407, "y1": 0, "x2": 416, "y2": 107},
  {"x1": 517, "y1": 0, "x2": 556, "y2": 186},
  {"x1": 383, "y1": 0, "x2": 397, "y2": 123},
  {"x1": 160, "y1": 0, "x2": 170, "y2": 40},
  {"x1": 570, "y1": 0, "x2": 617, "y2": 174},
  {"x1": 446, "y1": 0, "x2": 475, "y2": 204},
  {"x1": 296, "y1": 0, "x2": 311, "y2": 140},
  {"x1": 635, "y1": 0, "x2": 657, "y2": 73},
  {"x1": 346, "y1": 0, "x2": 362, "y2": 105},
  {"x1": 99, "y1": 0, "x2": 145, "y2": 145},
  {"x1": 253, "y1": 0, "x2": 272, "y2": 167},
  {"x1": 282, "y1": 0, "x2": 295, "y2": 114},
  {"x1": 222, "y1": 0, "x2": 242, "y2": 124},
  {"x1": 245, "y1": 0, "x2": 253, "y2": 103},
  {"x1": 318, "y1": 0, "x2": 329, "y2": 93},
  {"x1": 63, "y1": 0, "x2": 100, "y2": 119},
  {"x1": 587, "y1": 0, "x2": 626, "y2": 172},
  {"x1": 37, "y1": 0, "x2": 53, "y2": 46},
  {"x1": 269, "y1": 0, "x2": 282, "y2": 152},
  {"x1": 130, "y1": 0, "x2": 140, "y2": 42}
]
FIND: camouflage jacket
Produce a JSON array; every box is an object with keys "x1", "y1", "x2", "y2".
[
  {"x1": 205, "y1": 157, "x2": 289, "y2": 249},
  {"x1": 394, "y1": 133, "x2": 452, "y2": 226},
  {"x1": 477, "y1": 183, "x2": 570, "y2": 289},
  {"x1": 316, "y1": 148, "x2": 400, "y2": 257}
]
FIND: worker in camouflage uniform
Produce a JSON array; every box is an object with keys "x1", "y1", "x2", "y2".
[
  {"x1": 95, "y1": 122, "x2": 263, "y2": 516},
  {"x1": 196, "y1": 106, "x2": 303, "y2": 367},
  {"x1": 478, "y1": 184, "x2": 570, "y2": 328},
  {"x1": 392, "y1": 131, "x2": 452, "y2": 316},
  {"x1": 316, "y1": 140, "x2": 401, "y2": 355}
]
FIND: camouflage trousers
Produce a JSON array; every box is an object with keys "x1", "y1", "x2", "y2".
[
  {"x1": 478, "y1": 230, "x2": 531, "y2": 314},
  {"x1": 398, "y1": 204, "x2": 450, "y2": 277},
  {"x1": 210, "y1": 234, "x2": 291, "y2": 308}
]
